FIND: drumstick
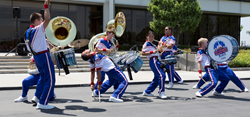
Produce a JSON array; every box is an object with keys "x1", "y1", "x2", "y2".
[
  {"x1": 98, "y1": 91, "x2": 101, "y2": 103},
  {"x1": 92, "y1": 91, "x2": 96, "y2": 100},
  {"x1": 201, "y1": 78, "x2": 209, "y2": 85}
]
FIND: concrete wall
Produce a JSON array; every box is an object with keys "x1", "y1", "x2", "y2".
[{"x1": 176, "y1": 53, "x2": 205, "y2": 72}]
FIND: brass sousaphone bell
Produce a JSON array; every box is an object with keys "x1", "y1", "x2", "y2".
[
  {"x1": 45, "y1": 16, "x2": 77, "y2": 48},
  {"x1": 88, "y1": 12, "x2": 126, "y2": 58}
]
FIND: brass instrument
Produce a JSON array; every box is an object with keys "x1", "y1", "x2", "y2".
[
  {"x1": 88, "y1": 12, "x2": 126, "y2": 58},
  {"x1": 45, "y1": 16, "x2": 77, "y2": 47}
]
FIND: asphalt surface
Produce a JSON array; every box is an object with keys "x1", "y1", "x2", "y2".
[{"x1": 1, "y1": 80, "x2": 250, "y2": 117}]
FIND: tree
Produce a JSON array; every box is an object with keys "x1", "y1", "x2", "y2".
[
  {"x1": 247, "y1": 31, "x2": 250, "y2": 35},
  {"x1": 240, "y1": 25, "x2": 243, "y2": 32},
  {"x1": 147, "y1": 0, "x2": 202, "y2": 45}
]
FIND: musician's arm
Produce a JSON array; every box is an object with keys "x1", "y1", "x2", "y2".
[
  {"x1": 96, "y1": 69, "x2": 102, "y2": 91},
  {"x1": 141, "y1": 50, "x2": 157, "y2": 56},
  {"x1": 166, "y1": 43, "x2": 175, "y2": 49},
  {"x1": 43, "y1": 0, "x2": 51, "y2": 30},
  {"x1": 90, "y1": 70, "x2": 95, "y2": 91},
  {"x1": 94, "y1": 47, "x2": 112, "y2": 53},
  {"x1": 198, "y1": 62, "x2": 202, "y2": 78}
]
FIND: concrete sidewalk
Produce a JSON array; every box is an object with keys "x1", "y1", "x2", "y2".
[{"x1": 1, "y1": 70, "x2": 250, "y2": 90}]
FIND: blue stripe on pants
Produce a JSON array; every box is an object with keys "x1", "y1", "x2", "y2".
[
  {"x1": 34, "y1": 52, "x2": 55, "y2": 105},
  {"x1": 95, "y1": 67, "x2": 128, "y2": 99},
  {"x1": 145, "y1": 57, "x2": 166, "y2": 94},
  {"x1": 199, "y1": 67, "x2": 218, "y2": 96}
]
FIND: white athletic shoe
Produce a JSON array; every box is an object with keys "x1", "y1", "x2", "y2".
[
  {"x1": 31, "y1": 96, "x2": 39, "y2": 104},
  {"x1": 14, "y1": 96, "x2": 28, "y2": 102},
  {"x1": 54, "y1": 93, "x2": 57, "y2": 99},
  {"x1": 167, "y1": 82, "x2": 174, "y2": 88},
  {"x1": 109, "y1": 96, "x2": 123, "y2": 103},
  {"x1": 159, "y1": 92, "x2": 167, "y2": 99},
  {"x1": 92, "y1": 91, "x2": 102, "y2": 97},
  {"x1": 192, "y1": 84, "x2": 200, "y2": 89},
  {"x1": 212, "y1": 91, "x2": 224, "y2": 96},
  {"x1": 177, "y1": 80, "x2": 184, "y2": 84},
  {"x1": 36, "y1": 103, "x2": 54, "y2": 109},
  {"x1": 243, "y1": 88, "x2": 249, "y2": 92},
  {"x1": 142, "y1": 91, "x2": 154, "y2": 97},
  {"x1": 195, "y1": 92, "x2": 202, "y2": 97}
]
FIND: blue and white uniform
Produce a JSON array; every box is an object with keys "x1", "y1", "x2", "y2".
[
  {"x1": 142, "y1": 41, "x2": 166, "y2": 94},
  {"x1": 95, "y1": 37, "x2": 119, "y2": 90},
  {"x1": 21, "y1": 57, "x2": 55, "y2": 100},
  {"x1": 25, "y1": 23, "x2": 55, "y2": 105},
  {"x1": 196, "y1": 50, "x2": 229, "y2": 96},
  {"x1": 172, "y1": 45, "x2": 182, "y2": 82},
  {"x1": 159, "y1": 34, "x2": 175, "y2": 83},
  {"x1": 196, "y1": 62, "x2": 247, "y2": 91},
  {"x1": 90, "y1": 53, "x2": 128, "y2": 99}
]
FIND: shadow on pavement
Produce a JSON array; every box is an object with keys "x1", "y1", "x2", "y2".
[
  {"x1": 165, "y1": 88, "x2": 189, "y2": 91},
  {"x1": 155, "y1": 96, "x2": 196, "y2": 101},
  {"x1": 223, "y1": 88, "x2": 243, "y2": 93},
  {"x1": 40, "y1": 105, "x2": 106, "y2": 116},
  {"x1": 49, "y1": 98, "x2": 85, "y2": 103},
  {"x1": 208, "y1": 95, "x2": 250, "y2": 102}
]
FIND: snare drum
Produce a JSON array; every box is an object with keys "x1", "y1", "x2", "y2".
[
  {"x1": 207, "y1": 35, "x2": 239, "y2": 62},
  {"x1": 126, "y1": 53, "x2": 143, "y2": 73},
  {"x1": 52, "y1": 48, "x2": 78, "y2": 69}
]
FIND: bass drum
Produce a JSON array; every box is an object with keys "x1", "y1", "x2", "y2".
[{"x1": 207, "y1": 35, "x2": 239, "y2": 62}]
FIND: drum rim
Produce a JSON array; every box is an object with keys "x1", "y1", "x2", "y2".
[{"x1": 207, "y1": 35, "x2": 239, "y2": 62}]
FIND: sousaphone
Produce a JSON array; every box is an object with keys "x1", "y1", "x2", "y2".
[
  {"x1": 88, "y1": 12, "x2": 126, "y2": 58},
  {"x1": 45, "y1": 16, "x2": 77, "y2": 47}
]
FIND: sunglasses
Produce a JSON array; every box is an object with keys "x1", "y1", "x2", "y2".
[
  {"x1": 107, "y1": 31, "x2": 114, "y2": 34},
  {"x1": 165, "y1": 29, "x2": 169, "y2": 30}
]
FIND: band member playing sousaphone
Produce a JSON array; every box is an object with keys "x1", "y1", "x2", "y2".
[
  {"x1": 93, "y1": 27, "x2": 120, "y2": 93},
  {"x1": 141, "y1": 31, "x2": 167, "y2": 99}
]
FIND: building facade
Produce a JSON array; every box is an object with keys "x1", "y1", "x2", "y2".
[{"x1": 0, "y1": 0, "x2": 250, "y2": 52}]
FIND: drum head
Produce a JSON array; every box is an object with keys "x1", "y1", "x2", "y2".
[{"x1": 207, "y1": 35, "x2": 238, "y2": 62}]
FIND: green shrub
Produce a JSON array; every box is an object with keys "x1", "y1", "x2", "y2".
[{"x1": 228, "y1": 50, "x2": 250, "y2": 67}]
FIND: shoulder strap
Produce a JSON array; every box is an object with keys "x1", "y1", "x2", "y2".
[{"x1": 25, "y1": 28, "x2": 38, "y2": 55}]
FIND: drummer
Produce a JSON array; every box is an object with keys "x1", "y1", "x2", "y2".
[
  {"x1": 195, "y1": 38, "x2": 229, "y2": 97},
  {"x1": 141, "y1": 31, "x2": 167, "y2": 99},
  {"x1": 81, "y1": 49, "x2": 129, "y2": 103},
  {"x1": 93, "y1": 28, "x2": 120, "y2": 92},
  {"x1": 193, "y1": 61, "x2": 249, "y2": 92}
]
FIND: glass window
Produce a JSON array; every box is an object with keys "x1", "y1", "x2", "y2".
[
  {"x1": 199, "y1": 14, "x2": 208, "y2": 38},
  {"x1": 133, "y1": 10, "x2": 146, "y2": 44},
  {"x1": 219, "y1": 16, "x2": 230, "y2": 35},
  {"x1": 0, "y1": 1, "x2": 12, "y2": 51},
  {"x1": 208, "y1": 15, "x2": 219, "y2": 40},
  {"x1": 230, "y1": 16, "x2": 239, "y2": 41},
  {"x1": 51, "y1": 3, "x2": 68, "y2": 18}
]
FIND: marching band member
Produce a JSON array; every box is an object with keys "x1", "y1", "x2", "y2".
[
  {"x1": 158, "y1": 26, "x2": 175, "y2": 88},
  {"x1": 196, "y1": 38, "x2": 229, "y2": 97},
  {"x1": 193, "y1": 61, "x2": 249, "y2": 92},
  {"x1": 81, "y1": 49, "x2": 129, "y2": 103},
  {"x1": 14, "y1": 57, "x2": 56, "y2": 104},
  {"x1": 94, "y1": 29, "x2": 120, "y2": 91},
  {"x1": 24, "y1": 0, "x2": 55, "y2": 109},
  {"x1": 141, "y1": 31, "x2": 167, "y2": 99},
  {"x1": 172, "y1": 45, "x2": 184, "y2": 84}
]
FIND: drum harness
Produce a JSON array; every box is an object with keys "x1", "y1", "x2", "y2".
[
  {"x1": 199, "y1": 48, "x2": 218, "y2": 69},
  {"x1": 24, "y1": 29, "x2": 70, "y2": 74}
]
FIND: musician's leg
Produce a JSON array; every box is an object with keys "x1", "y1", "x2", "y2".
[
  {"x1": 34, "y1": 53, "x2": 55, "y2": 105},
  {"x1": 173, "y1": 65, "x2": 183, "y2": 83},
  {"x1": 223, "y1": 66, "x2": 246, "y2": 91},
  {"x1": 166, "y1": 64, "x2": 174, "y2": 88},
  {"x1": 22, "y1": 74, "x2": 40, "y2": 97},
  {"x1": 198, "y1": 68, "x2": 218, "y2": 96},
  {"x1": 97, "y1": 76, "x2": 116, "y2": 94},
  {"x1": 195, "y1": 72, "x2": 210, "y2": 88},
  {"x1": 108, "y1": 67, "x2": 128, "y2": 99},
  {"x1": 215, "y1": 69, "x2": 230, "y2": 93}
]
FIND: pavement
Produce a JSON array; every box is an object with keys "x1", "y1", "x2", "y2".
[{"x1": 1, "y1": 52, "x2": 250, "y2": 90}]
